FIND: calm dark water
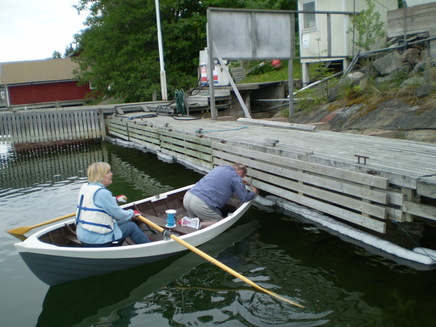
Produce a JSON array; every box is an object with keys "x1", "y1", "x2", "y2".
[{"x1": 0, "y1": 141, "x2": 434, "y2": 327}]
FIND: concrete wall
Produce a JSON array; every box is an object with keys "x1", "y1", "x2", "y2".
[
  {"x1": 388, "y1": 2, "x2": 436, "y2": 58},
  {"x1": 406, "y1": 0, "x2": 435, "y2": 6}
]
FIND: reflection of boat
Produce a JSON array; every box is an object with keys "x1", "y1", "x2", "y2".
[
  {"x1": 36, "y1": 220, "x2": 259, "y2": 327},
  {"x1": 15, "y1": 185, "x2": 253, "y2": 285}
]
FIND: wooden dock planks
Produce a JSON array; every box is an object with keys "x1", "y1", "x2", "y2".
[
  {"x1": 106, "y1": 114, "x2": 436, "y2": 233},
  {"x1": 3, "y1": 108, "x2": 434, "y2": 234}
]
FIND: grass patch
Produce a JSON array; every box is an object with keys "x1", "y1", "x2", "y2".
[{"x1": 241, "y1": 60, "x2": 295, "y2": 83}]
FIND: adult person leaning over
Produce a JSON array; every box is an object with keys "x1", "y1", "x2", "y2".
[
  {"x1": 183, "y1": 163, "x2": 258, "y2": 228},
  {"x1": 75, "y1": 161, "x2": 150, "y2": 247}
]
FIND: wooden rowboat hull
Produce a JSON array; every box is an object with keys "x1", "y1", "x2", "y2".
[
  {"x1": 36, "y1": 220, "x2": 260, "y2": 326},
  {"x1": 15, "y1": 185, "x2": 253, "y2": 285}
]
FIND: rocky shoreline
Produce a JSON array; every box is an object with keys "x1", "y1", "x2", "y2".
[{"x1": 287, "y1": 46, "x2": 436, "y2": 143}]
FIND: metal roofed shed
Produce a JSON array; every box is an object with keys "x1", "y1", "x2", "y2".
[{"x1": 0, "y1": 58, "x2": 92, "y2": 109}]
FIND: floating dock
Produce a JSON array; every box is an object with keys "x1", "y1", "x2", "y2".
[
  {"x1": 2, "y1": 106, "x2": 435, "y2": 264},
  {"x1": 107, "y1": 113, "x2": 436, "y2": 237}
]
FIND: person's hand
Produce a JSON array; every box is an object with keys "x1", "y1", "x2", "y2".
[
  {"x1": 116, "y1": 195, "x2": 127, "y2": 203},
  {"x1": 133, "y1": 210, "x2": 141, "y2": 217},
  {"x1": 242, "y1": 178, "x2": 257, "y2": 193}
]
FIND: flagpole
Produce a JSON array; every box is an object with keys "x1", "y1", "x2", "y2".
[{"x1": 155, "y1": 0, "x2": 168, "y2": 100}]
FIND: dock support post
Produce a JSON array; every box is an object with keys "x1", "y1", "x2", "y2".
[
  {"x1": 206, "y1": 19, "x2": 217, "y2": 120},
  {"x1": 402, "y1": 187, "x2": 415, "y2": 222},
  {"x1": 288, "y1": 14, "x2": 295, "y2": 119}
]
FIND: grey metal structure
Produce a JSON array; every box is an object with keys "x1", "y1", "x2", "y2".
[
  {"x1": 206, "y1": 8, "x2": 359, "y2": 120},
  {"x1": 207, "y1": 8, "x2": 295, "y2": 120},
  {"x1": 208, "y1": 9, "x2": 294, "y2": 60}
]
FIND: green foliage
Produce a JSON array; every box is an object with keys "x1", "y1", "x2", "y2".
[
  {"x1": 310, "y1": 62, "x2": 336, "y2": 81},
  {"x1": 72, "y1": 0, "x2": 297, "y2": 102},
  {"x1": 243, "y1": 65, "x2": 289, "y2": 83},
  {"x1": 72, "y1": 1, "x2": 187, "y2": 101},
  {"x1": 63, "y1": 44, "x2": 75, "y2": 58},
  {"x1": 295, "y1": 87, "x2": 327, "y2": 113},
  {"x1": 246, "y1": 61, "x2": 275, "y2": 76},
  {"x1": 341, "y1": 84, "x2": 364, "y2": 100},
  {"x1": 51, "y1": 51, "x2": 62, "y2": 59},
  {"x1": 350, "y1": 0, "x2": 386, "y2": 51}
]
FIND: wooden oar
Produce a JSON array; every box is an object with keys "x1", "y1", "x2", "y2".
[
  {"x1": 7, "y1": 212, "x2": 76, "y2": 236},
  {"x1": 137, "y1": 215, "x2": 304, "y2": 308}
]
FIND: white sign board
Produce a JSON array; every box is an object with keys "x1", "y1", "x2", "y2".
[{"x1": 208, "y1": 9, "x2": 294, "y2": 60}]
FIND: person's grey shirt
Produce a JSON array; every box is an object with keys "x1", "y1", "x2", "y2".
[{"x1": 188, "y1": 165, "x2": 255, "y2": 214}]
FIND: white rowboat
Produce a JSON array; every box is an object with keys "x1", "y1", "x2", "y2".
[{"x1": 15, "y1": 185, "x2": 253, "y2": 286}]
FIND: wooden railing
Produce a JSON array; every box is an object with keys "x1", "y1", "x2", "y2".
[{"x1": 0, "y1": 108, "x2": 106, "y2": 144}]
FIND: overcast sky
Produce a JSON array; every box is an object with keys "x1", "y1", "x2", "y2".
[{"x1": 0, "y1": 0, "x2": 88, "y2": 63}]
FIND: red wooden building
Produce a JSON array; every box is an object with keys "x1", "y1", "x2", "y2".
[{"x1": 0, "y1": 58, "x2": 91, "y2": 108}]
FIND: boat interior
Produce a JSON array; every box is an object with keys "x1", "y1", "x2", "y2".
[{"x1": 37, "y1": 190, "x2": 243, "y2": 247}]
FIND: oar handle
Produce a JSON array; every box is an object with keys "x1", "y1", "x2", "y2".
[{"x1": 137, "y1": 214, "x2": 303, "y2": 308}]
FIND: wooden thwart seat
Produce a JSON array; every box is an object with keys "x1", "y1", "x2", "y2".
[{"x1": 64, "y1": 223, "x2": 82, "y2": 247}]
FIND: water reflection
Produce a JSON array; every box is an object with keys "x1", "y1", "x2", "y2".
[
  {"x1": 35, "y1": 211, "x2": 388, "y2": 326},
  {"x1": 0, "y1": 141, "x2": 104, "y2": 191},
  {"x1": 0, "y1": 139, "x2": 199, "y2": 202},
  {"x1": 110, "y1": 153, "x2": 172, "y2": 199},
  {"x1": 3, "y1": 141, "x2": 436, "y2": 327}
]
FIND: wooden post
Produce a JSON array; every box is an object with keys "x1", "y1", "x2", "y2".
[
  {"x1": 99, "y1": 108, "x2": 106, "y2": 140},
  {"x1": 402, "y1": 187, "x2": 414, "y2": 222},
  {"x1": 206, "y1": 19, "x2": 217, "y2": 120},
  {"x1": 288, "y1": 14, "x2": 295, "y2": 119}
]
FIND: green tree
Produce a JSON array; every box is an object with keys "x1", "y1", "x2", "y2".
[
  {"x1": 351, "y1": 0, "x2": 386, "y2": 52},
  {"x1": 63, "y1": 44, "x2": 76, "y2": 58},
  {"x1": 51, "y1": 51, "x2": 62, "y2": 59},
  {"x1": 73, "y1": 0, "x2": 296, "y2": 102}
]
